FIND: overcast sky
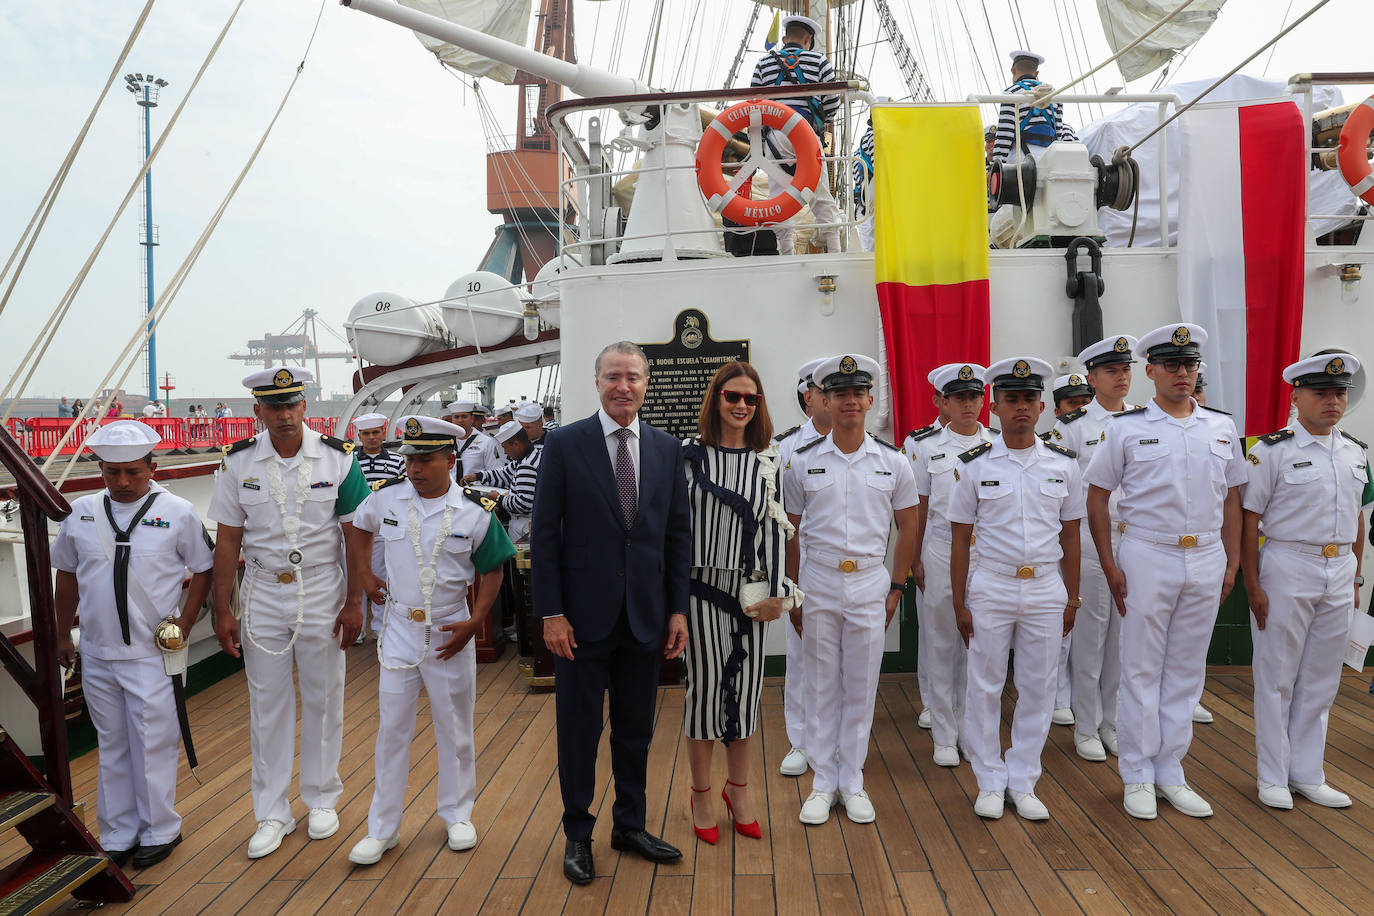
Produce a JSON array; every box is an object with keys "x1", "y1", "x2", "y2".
[{"x1": 1, "y1": 0, "x2": 1368, "y2": 408}]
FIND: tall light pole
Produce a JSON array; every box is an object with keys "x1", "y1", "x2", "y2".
[{"x1": 125, "y1": 72, "x2": 168, "y2": 405}]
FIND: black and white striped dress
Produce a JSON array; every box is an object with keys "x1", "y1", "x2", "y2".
[{"x1": 682, "y1": 440, "x2": 797, "y2": 743}]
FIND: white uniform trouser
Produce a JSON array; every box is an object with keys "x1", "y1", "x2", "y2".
[
  {"x1": 802, "y1": 563, "x2": 887, "y2": 796},
  {"x1": 82, "y1": 654, "x2": 182, "y2": 848},
  {"x1": 766, "y1": 129, "x2": 841, "y2": 256},
  {"x1": 368, "y1": 605, "x2": 478, "y2": 838},
  {"x1": 370, "y1": 537, "x2": 386, "y2": 634},
  {"x1": 857, "y1": 211, "x2": 875, "y2": 253},
  {"x1": 961, "y1": 568, "x2": 1066, "y2": 794},
  {"x1": 784, "y1": 545, "x2": 809, "y2": 750},
  {"x1": 1071, "y1": 533, "x2": 1122, "y2": 736},
  {"x1": 241, "y1": 568, "x2": 347, "y2": 824},
  {"x1": 1251, "y1": 544, "x2": 1354, "y2": 787},
  {"x1": 920, "y1": 535, "x2": 971, "y2": 748},
  {"x1": 1054, "y1": 632, "x2": 1072, "y2": 710},
  {"x1": 1115, "y1": 537, "x2": 1225, "y2": 785}
]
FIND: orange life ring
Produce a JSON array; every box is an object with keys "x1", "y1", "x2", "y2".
[
  {"x1": 1338, "y1": 95, "x2": 1374, "y2": 205},
  {"x1": 695, "y1": 99, "x2": 823, "y2": 226}
]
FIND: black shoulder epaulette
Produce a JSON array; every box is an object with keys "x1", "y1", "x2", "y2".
[
  {"x1": 1257, "y1": 429, "x2": 1295, "y2": 446},
  {"x1": 1199, "y1": 404, "x2": 1232, "y2": 416},
  {"x1": 371, "y1": 474, "x2": 407, "y2": 492},
  {"x1": 1113, "y1": 406, "x2": 1147, "y2": 417},
  {"x1": 1340, "y1": 429, "x2": 1368, "y2": 449},
  {"x1": 221, "y1": 436, "x2": 255, "y2": 456},
  {"x1": 906, "y1": 424, "x2": 938, "y2": 443},
  {"x1": 1059, "y1": 406, "x2": 1087, "y2": 424},
  {"x1": 868, "y1": 432, "x2": 900, "y2": 451},
  {"x1": 795, "y1": 437, "x2": 824, "y2": 454},
  {"x1": 958, "y1": 442, "x2": 993, "y2": 463},
  {"x1": 462, "y1": 486, "x2": 498, "y2": 512},
  {"x1": 773, "y1": 425, "x2": 800, "y2": 442},
  {"x1": 1038, "y1": 430, "x2": 1051, "y2": 442},
  {"x1": 1043, "y1": 441, "x2": 1077, "y2": 459},
  {"x1": 320, "y1": 433, "x2": 355, "y2": 454}
]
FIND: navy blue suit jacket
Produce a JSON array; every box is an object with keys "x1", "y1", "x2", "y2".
[{"x1": 532, "y1": 413, "x2": 691, "y2": 644}]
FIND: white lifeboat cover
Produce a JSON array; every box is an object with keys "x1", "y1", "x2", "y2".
[{"x1": 399, "y1": 0, "x2": 532, "y2": 85}]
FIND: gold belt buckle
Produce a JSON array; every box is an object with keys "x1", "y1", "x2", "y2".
[
  {"x1": 1178, "y1": 534, "x2": 1198, "y2": 548},
  {"x1": 839, "y1": 559, "x2": 858, "y2": 573},
  {"x1": 409, "y1": 608, "x2": 426, "y2": 622},
  {"x1": 1016, "y1": 566, "x2": 1034, "y2": 579},
  {"x1": 1117, "y1": 521, "x2": 1126, "y2": 534},
  {"x1": 969, "y1": 534, "x2": 977, "y2": 546},
  {"x1": 276, "y1": 571, "x2": 295, "y2": 584},
  {"x1": 1322, "y1": 543, "x2": 1339, "y2": 558}
]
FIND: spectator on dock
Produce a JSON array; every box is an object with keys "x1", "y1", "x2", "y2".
[{"x1": 58, "y1": 397, "x2": 72, "y2": 418}]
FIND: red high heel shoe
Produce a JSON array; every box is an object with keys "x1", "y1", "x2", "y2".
[
  {"x1": 722, "y1": 779, "x2": 762, "y2": 839},
  {"x1": 691, "y1": 786, "x2": 719, "y2": 845}
]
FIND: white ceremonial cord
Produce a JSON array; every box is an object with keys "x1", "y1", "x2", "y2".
[
  {"x1": 376, "y1": 500, "x2": 454, "y2": 672},
  {"x1": 242, "y1": 457, "x2": 311, "y2": 657}
]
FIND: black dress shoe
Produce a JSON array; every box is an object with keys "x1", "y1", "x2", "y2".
[
  {"x1": 609, "y1": 827, "x2": 682, "y2": 863},
  {"x1": 107, "y1": 847, "x2": 136, "y2": 869},
  {"x1": 563, "y1": 839, "x2": 595, "y2": 885},
  {"x1": 132, "y1": 834, "x2": 182, "y2": 868}
]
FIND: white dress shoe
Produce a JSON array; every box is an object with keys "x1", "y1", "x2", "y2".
[
  {"x1": 1074, "y1": 732, "x2": 1106, "y2": 762},
  {"x1": 1192, "y1": 703, "x2": 1214, "y2": 723},
  {"x1": 247, "y1": 818, "x2": 296, "y2": 858},
  {"x1": 974, "y1": 791, "x2": 1004, "y2": 819},
  {"x1": 1290, "y1": 782, "x2": 1352, "y2": 808},
  {"x1": 347, "y1": 834, "x2": 399, "y2": 865},
  {"x1": 917, "y1": 708, "x2": 933, "y2": 729},
  {"x1": 1157, "y1": 784, "x2": 1213, "y2": 817},
  {"x1": 779, "y1": 747, "x2": 809, "y2": 777},
  {"x1": 1052, "y1": 707, "x2": 1075, "y2": 726},
  {"x1": 840, "y1": 790, "x2": 876, "y2": 824},
  {"x1": 1257, "y1": 781, "x2": 1293, "y2": 810},
  {"x1": 307, "y1": 808, "x2": 339, "y2": 840},
  {"x1": 1123, "y1": 783, "x2": 1157, "y2": 820},
  {"x1": 799, "y1": 791, "x2": 837, "y2": 825},
  {"x1": 1098, "y1": 725, "x2": 1119, "y2": 757},
  {"x1": 446, "y1": 821, "x2": 478, "y2": 851},
  {"x1": 933, "y1": 745, "x2": 960, "y2": 767},
  {"x1": 1007, "y1": 791, "x2": 1049, "y2": 821}
]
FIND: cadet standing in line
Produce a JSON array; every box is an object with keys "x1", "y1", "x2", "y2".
[
  {"x1": 347, "y1": 417, "x2": 515, "y2": 864},
  {"x1": 52, "y1": 421, "x2": 214, "y2": 868},
  {"x1": 909, "y1": 363, "x2": 995, "y2": 767},
  {"x1": 446, "y1": 399, "x2": 503, "y2": 484},
  {"x1": 776, "y1": 356, "x2": 829, "y2": 778},
  {"x1": 948, "y1": 358, "x2": 1083, "y2": 820},
  {"x1": 783, "y1": 354, "x2": 918, "y2": 826},
  {"x1": 210, "y1": 365, "x2": 371, "y2": 858},
  {"x1": 1084, "y1": 325, "x2": 1246, "y2": 820},
  {"x1": 352, "y1": 412, "x2": 404, "y2": 641},
  {"x1": 1244, "y1": 352, "x2": 1370, "y2": 810},
  {"x1": 1051, "y1": 336, "x2": 1139, "y2": 763}
]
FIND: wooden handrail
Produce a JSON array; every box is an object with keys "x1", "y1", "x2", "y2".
[{"x1": 0, "y1": 424, "x2": 70, "y2": 519}]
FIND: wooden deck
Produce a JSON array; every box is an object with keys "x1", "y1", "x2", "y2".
[{"x1": 14, "y1": 646, "x2": 1374, "y2": 915}]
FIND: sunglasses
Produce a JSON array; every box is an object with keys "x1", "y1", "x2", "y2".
[
  {"x1": 720, "y1": 389, "x2": 762, "y2": 406},
  {"x1": 1152, "y1": 358, "x2": 1201, "y2": 373}
]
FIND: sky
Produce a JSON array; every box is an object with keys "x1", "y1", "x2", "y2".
[{"x1": 1, "y1": 0, "x2": 1369, "y2": 407}]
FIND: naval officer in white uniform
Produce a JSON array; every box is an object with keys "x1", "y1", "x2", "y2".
[
  {"x1": 210, "y1": 365, "x2": 372, "y2": 858},
  {"x1": 1084, "y1": 325, "x2": 1246, "y2": 820},
  {"x1": 1244, "y1": 352, "x2": 1370, "y2": 810},
  {"x1": 948, "y1": 358, "x2": 1084, "y2": 820},
  {"x1": 446, "y1": 399, "x2": 503, "y2": 483},
  {"x1": 347, "y1": 417, "x2": 516, "y2": 864},
  {"x1": 52, "y1": 421, "x2": 214, "y2": 868}
]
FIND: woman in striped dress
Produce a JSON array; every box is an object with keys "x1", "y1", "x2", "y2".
[{"x1": 683, "y1": 361, "x2": 799, "y2": 844}]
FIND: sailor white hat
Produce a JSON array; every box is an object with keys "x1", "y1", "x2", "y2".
[
  {"x1": 85, "y1": 420, "x2": 160, "y2": 463},
  {"x1": 494, "y1": 403, "x2": 515, "y2": 418},
  {"x1": 815, "y1": 354, "x2": 881, "y2": 392},
  {"x1": 1078, "y1": 334, "x2": 1138, "y2": 370},
  {"x1": 928, "y1": 362, "x2": 988, "y2": 396},
  {"x1": 1284, "y1": 352, "x2": 1360, "y2": 388},
  {"x1": 988, "y1": 356, "x2": 1055, "y2": 393},
  {"x1": 1139, "y1": 323, "x2": 1207, "y2": 360},
  {"x1": 1053, "y1": 373, "x2": 1094, "y2": 399},
  {"x1": 352, "y1": 412, "x2": 388, "y2": 431},
  {"x1": 782, "y1": 14, "x2": 820, "y2": 37},
  {"x1": 1009, "y1": 49, "x2": 1045, "y2": 66},
  {"x1": 396, "y1": 415, "x2": 463, "y2": 455},
  {"x1": 243, "y1": 364, "x2": 312, "y2": 403},
  {"x1": 1195, "y1": 362, "x2": 1209, "y2": 388},
  {"x1": 515, "y1": 402, "x2": 543, "y2": 423},
  {"x1": 494, "y1": 420, "x2": 523, "y2": 444},
  {"x1": 445, "y1": 399, "x2": 478, "y2": 415}
]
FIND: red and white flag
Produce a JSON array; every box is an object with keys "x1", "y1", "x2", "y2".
[{"x1": 1177, "y1": 98, "x2": 1307, "y2": 436}]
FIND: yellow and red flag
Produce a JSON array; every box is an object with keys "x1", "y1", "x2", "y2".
[{"x1": 873, "y1": 105, "x2": 990, "y2": 436}]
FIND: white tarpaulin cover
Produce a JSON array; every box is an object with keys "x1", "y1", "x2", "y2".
[
  {"x1": 1096, "y1": 0, "x2": 1226, "y2": 82},
  {"x1": 1079, "y1": 75, "x2": 1356, "y2": 248},
  {"x1": 399, "y1": 0, "x2": 532, "y2": 85}
]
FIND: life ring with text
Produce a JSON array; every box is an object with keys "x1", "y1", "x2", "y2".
[
  {"x1": 1338, "y1": 95, "x2": 1374, "y2": 205},
  {"x1": 695, "y1": 99, "x2": 823, "y2": 226}
]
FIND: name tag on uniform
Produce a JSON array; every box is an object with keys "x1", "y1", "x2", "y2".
[
  {"x1": 382, "y1": 518, "x2": 399, "y2": 527},
  {"x1": 450, "y1": 533, "x2": 470, "y2": 539},
  {"x1": 1138, "y1": 438, "x2": 1159, "y2": 445},
  {"x1": 1047, "y1": 477, "x2": 1064, "y2": 484},
  {"x1": 929, "y1": 453, "x2": 945, "y2": 461},
  {"x1": 1216, "y1": 438, "x2": 1231, "y2": 446},
  {"x1": 808, "y1": 468, "x2": 826, "y2": 475},
  {"x1": 980, "y1": 480, "x2": 999, "y2": 487},
  {"x1": 310, "y1": 481, "x2": 334, "y2": 489},
  {"x1": 80, "y1": 515, "x2": 95, "y2": 522},
  {"x1": 242, "y1": 477, "x2": 261, "y2": 490},
  {"x1": 874, "y1": 470, "x2": 892, "y2": 476},
  {"x1": 1293, "y1": 460, "x2": 1312, "y2": 468}
]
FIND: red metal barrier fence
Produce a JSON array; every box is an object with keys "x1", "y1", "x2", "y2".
[{"x1": 16, "y1": 417, "x2": 346, "y2": 459}]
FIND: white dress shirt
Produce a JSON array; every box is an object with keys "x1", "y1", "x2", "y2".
[
  {"x1": 782, "y1": 434, "x2": 918, "y2": 559},
  {"x1": 912, "y1": 424, "x2": 995, "y2": 537},
  {"x1": 1244, "y1": 424, "x2": 1373, "y2": 544}
]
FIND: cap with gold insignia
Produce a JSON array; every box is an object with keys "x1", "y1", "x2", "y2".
[
  {"x1": 988, "y1": 356, "x2": 1055, "y2": 393},
  {"x1": 797, "y1": 357, "x2": 827, "y2": 394},
  {"x1": 352, "y1": 412, "x2": 389, "y2": 432},
  {"x1": 85, "y1": 420, "x2": 161, "y2": 463},
  {"x1": 445, "y1": 399, "x2": 477, "y2": 416},
  {"x1": 514, "y1": 402, "x2": 543, "y2": 424},
  {"x1": 1009, "y1": 49, "x2": 1045, "y2": 66},
  {"x1": 1053, "y1": 374, "x2": 1094, "y2": 401},
  {"x1": 782, "y1": 14, "x2": 820, "y2": 38},
  {"x1": 1138, "y1": 323, "x2": 1206, "y2": 362},
  {"x1": 815, "y1": 353, "x2": 881, "y2": 392},
  {"x1": 494, "y1": 420, "x2": 524, "y2": 444},
  {"x1": 928, "y1": 362, "x2": 988, "y2": 396},
  {"x1": 1283, "y1": 352, "x2": 1360, "y2": 389},
  {"x1": 396, "y1": 416, "x2": 463, "y2": 455},
  {"x1": 243, "y1": 364, "x2": 312, "y2": 404},
  {"x1": 1077, "y1": 334, "x2": 1138, "y2": 370}
]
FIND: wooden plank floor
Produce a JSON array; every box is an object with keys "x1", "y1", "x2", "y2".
[{"x1": 21, "y1": 646, "x2": 1374, "y2": 915}]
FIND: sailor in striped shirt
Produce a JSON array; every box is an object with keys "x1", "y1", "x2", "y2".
[
  {"x1": 352, "y1": 413, "x2": 405, "y2": 640},
  {"x1": 484, "y1": 420, "x2": 542, "y2": 543},
  {"x1": 990, "y1": 50, "x2": 1078, "y2": 165}
]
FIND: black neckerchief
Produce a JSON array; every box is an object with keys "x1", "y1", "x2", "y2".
[{"x1": 103, "y1": 490, "x2": 160, "y2": 645}]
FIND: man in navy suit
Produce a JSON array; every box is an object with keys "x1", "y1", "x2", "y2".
[{"x1": 532, "y1": 340, "x2": 691, "y2": 885}]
